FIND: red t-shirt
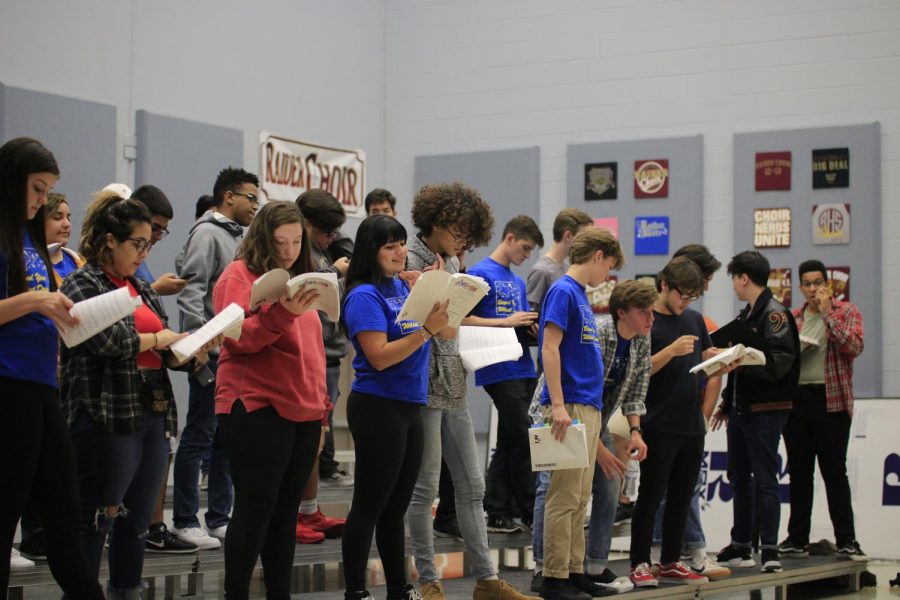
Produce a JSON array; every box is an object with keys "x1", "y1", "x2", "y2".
[{"x1": 105, "y1": 271, "x2": 163, "y2": 369}]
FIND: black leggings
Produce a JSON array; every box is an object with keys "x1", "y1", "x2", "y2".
[
  {"x1": 342, "y1": 392, "x2": 424, "y2": 593},
  {"x1": 218, "y1": 401, "x2": 321, "y2": 600},
  {"x1": 0, "y1": 377, "x2": 104, "y2": 599}
]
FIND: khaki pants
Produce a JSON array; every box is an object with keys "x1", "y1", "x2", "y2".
[{"x1": 542, "y1": 402, "x2": 601, "y2": 579}]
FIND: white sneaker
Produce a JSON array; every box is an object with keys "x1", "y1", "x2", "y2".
[
  {"x1": 172, "y1": 526, "x2": 221, "y2": 550},
  {"x1": 11, "y1": 548, "x2": 35, "y2": 571},
  {"x1": 207, "y1": 525, "x2": 227, "y2": 541}
]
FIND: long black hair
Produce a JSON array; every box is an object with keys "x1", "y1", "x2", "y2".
[
  {"x1": 0, "y1": 137, "x2": 60, "y2": 294},
  {"x1": 341, "y1": 215, "x2": 407, "y2": 329}
]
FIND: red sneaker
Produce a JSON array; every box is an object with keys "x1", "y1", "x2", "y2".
[
  {"x1": 630, "y1": 563, "x2": 659, "y2": 588},
  {"x1": 295, "y1": 521, "x2": 325, "y2": 544},
  {"x1": 298, "y1": 510, "x2": 345, "y2": 539},
  {"x1": 658, "y1": 561, "x2": 709, "y2": 585}
]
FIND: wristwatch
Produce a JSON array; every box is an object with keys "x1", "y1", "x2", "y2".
[{"x1": 630, "y1": 425, "x2": 643, "y2": 435}]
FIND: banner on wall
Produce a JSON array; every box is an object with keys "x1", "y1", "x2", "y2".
[
  {"x1": 593, "y1": 217, "x2": 619, "y2": 239},
  {"x1": 584, "y1": 162, "x2": 617, "y2": 200},
  {"x1": 812, "y1": 147, "x2": 850, "y2": 189},
  {"x1": 634, "y1": 216, "x2": 669, "y2": 255},
  {"x1": 633, "y1": 159, "x2": 669, "y2": 198},
  {"x1": 754, "y1": 208, "x2": 791, "y2": 248},
  {"x1": 812, "y1": 203, "x2": 851, "y2": 245},
  {"x1": 588, "y1": 276, "x2": 617, "y2": 313},
  {"x1": 755, "y1": 151, "x2": 792, "y2": 191},
  {"x1": 768, "y1": 268, "x2": 792, "y2": 308},
  {"x1": 826, "y1": 266, "x2": 851, "y2": 301},
  {"x1": 258, "y1": 131, "x2": 366, "y2": 218}
]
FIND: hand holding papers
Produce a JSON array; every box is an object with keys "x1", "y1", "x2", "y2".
[
  {"x1": 59, "y1": 287, "x2": 141, "y2": 348},
  {"x1": 529, "y1": 422, "x2": 590, "y2": 471},
  {"x1": 170, "y1": 303, "x2": 245, "y2": 363},
  {"x1": 395, "y1": 270, "x2": 489, "y2": 328},
  {"x1": 458, "y1": 326, "x2": 523, "y2": 372},
  {"x1": 799, "y1": 334, "x2": 820, "y2": 351},
  {"x1": 689, "y1": 343, "x2": 766, "y2": 377},
  {"x1": 250, "y1": 269, "x2": 341, "y2": 320}
]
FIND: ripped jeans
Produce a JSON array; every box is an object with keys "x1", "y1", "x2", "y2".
[{"x1": 69, "y1": 408, "x2": 169, "y2": 594}]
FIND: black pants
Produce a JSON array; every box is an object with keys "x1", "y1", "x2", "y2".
[
  {"x1": 342, "y1": 392, "x2": 423, "y2": 593},
  {"x1": 629, "y1": 432, "x2": 704, "y2": 566},
  {"x1": 783, "y1": 385, "x2": 856, "y2": 545},
  {"x1": 0, "y1": 377, "x2": 104, "y2": 598},
  {"x1": 483, "y1": 378, "x2": 536, "y2": 521},
  {"x1": 218, "y1": 401, "x2": 321, "y2": 600}
]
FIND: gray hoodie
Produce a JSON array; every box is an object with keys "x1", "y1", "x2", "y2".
[
  {"x1": 310, "y1": 236, "x2": 350, "y2": 366},
  {"x1": 405, "y1": 234, "x2": 467, "y2": 410},
  {"x1": 175, "y1": 211, "x2": 244, "y2": 334}
]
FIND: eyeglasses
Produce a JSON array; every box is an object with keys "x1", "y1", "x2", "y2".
[
  {"x1": 151, "y1": 223, "x2": 169, "y2": 238},
  {"x1": 445, "y1": 228, "x2": 468, "y2": 245},
  {"x1": 231, "y1": 191, "x2": 259, "y2": 205},
  {"x1": 800, "y1": 278, "x2": 826, "y2": 288},
  {"x1": 127, "y1": 238, "x2": 151, "y2": 254},
  {"x1": 672, "y1": 286, "x2": 702, "y2": 301}
]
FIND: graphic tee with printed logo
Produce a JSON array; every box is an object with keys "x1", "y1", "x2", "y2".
[
  {"x1": 538, "y1": 275, "x2": 604, "y2": 409},
  {"x1": 467, "y1": 257, "x2": 536, "y2": 386},
  {"x1": 344, "y1": 278, "x2": 429, "y2": 404}
]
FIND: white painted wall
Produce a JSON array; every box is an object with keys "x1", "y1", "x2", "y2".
[{"x1": 384, "y1": 0, "x2": 900, "y2": 396}]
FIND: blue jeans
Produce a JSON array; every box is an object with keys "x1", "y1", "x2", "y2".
[
  {"x1": 652, "y1": 470, "x2": 706, "y2": 551},
  {"x1": 69, "y1": 408, "x2": 169, "y2": 593},
  {"x1": 533, "y1": 429, "x2": 620, "y2": 568},
  {"x1": 407, "y1": 405, "x2": 495, "y2": 583},
  {"x1": 726, "y1": 408, "x2": 789, "y2": 551},
  {"x1": 173, "y1": 357, "x2": 232, "y2": 529}
]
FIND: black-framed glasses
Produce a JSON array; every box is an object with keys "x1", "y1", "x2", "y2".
[
  {"x1": 800, "y1": 278, "x2": 826, "y2": 288},
  {"x1": 127, "y1": 238, "x2": 151, "y2": 254},
  {"x1": 673, "y1": 286, "x2": 702, "y2": 301},
  {"x1": 445, "y1": 228, "x2": 469, "y2": 245},
  {"x1": 231, "y1": 191, "x2": 259, "y2": 204},
  {"x1": 151, "y1": 223, "x2": 169, "y2": 238}
]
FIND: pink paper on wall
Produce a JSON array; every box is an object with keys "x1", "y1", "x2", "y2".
[{"x1": 594, "y1": 217, "x2": 619, "y2": 239}]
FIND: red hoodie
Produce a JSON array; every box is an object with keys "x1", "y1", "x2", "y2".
[{"x1": 213, "y1": 259, "x2": 330, "y2": 424}]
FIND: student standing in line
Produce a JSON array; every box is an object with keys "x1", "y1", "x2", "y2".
[
  {"x1": 339, "y1": 215, "x2": 451, "y2": 600},
  {"x1": 463, "y1": 215, "x2": 542, "y2": 533},
  {"x1": 537, "y1": 226, "x2": 625, "y2": 600},
  {"x1": 0, "y1": 137, "x2": 104, "y2": 598},
  {"x1": 213, "y1": 201, "x2": 330, "y2": 599},
  {"x1": 364, "y1": 187, "x2": 398, "y2": 218},
  {"x1": 525, "y1": 208, "x2": 592, "y2": 313}
]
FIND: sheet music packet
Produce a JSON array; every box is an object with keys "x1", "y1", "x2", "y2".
[
  {"x1": 395, "y1": 270, "x2": 490, "y2": 328},
  {"x1": 59, "y1": 287, "x2": 142, "y2": 348},
  {"x1": 528, "y1": 420, "x2": 590, "y2": 471},
  {"x1": 249, "y1": 269, "x2": 341, "y2": 321},
  {"x1": 458, "y1": 326, "x2": 524, "y2": 372},
  {"x1": 689, "y1": 343, "x2": 766, "y2": 377},
  {"x1": 170, "y1": 303, "x2": 245, "y2": 363}
]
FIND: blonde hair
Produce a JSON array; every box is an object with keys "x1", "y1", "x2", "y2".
[{"x1": 569, "y1": 226, "x2": 624, "y2": 269}]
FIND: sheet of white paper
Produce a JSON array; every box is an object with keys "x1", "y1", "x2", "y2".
[
  {"x1": 60, "y1": 287, "x2": 139, "y2": 348},
  {"x1": 529, "y1": 423, "x2": 590, "y2": 471},
  {"x1": 170, "y1": 303, "x2": 245, "y2": 363},
  {"x1": 287, "y1": 272, "x2": 341, "y2": 321},
  {"x1": 395, "y1": 270, "x2": 451, "y2": 324},
  {"x1": 250, "y1": 269, "x2": 290, "y2": 310},
  {"x1": 458, "y1": 326, "x2": 523, "y2": 372}
]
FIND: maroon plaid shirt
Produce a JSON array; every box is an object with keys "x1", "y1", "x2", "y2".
[{"x1": 792, "y1": 299, "x2": 864, "y2": 415}]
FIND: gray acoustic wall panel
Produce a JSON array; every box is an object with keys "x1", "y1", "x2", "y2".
[
  {"x1": 414, "y1": 147, "x2": 541, "y2": 446},
  {"x1": 0, "y1": 83, "x2": 117, "y2": 250},
  {"x1": 135, "y1": 110, "x2": 243, "y2": 428},
  {"x1": 733, "y1": 123, "x2": 881, "y2": 398}
]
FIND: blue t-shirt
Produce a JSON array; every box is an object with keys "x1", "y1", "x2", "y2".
[
  {"x1": 52, "y1": 251, "x2": 79, "y2": 281},
  {"x1": 344, "y1": 278, "x2": 430, "y2": 405},
  {"x1": 134, "y1": 261, "x2": 154, "y2": 284},
  {"x1": 0, "y1": 232, "x2": 59, "y2": 387},
  {"x1": 467, "y1": 257, "x2": 536, "y2": 386},
  {"x1": 538, "y1": 275, "x2": 604, "y2": 409}
]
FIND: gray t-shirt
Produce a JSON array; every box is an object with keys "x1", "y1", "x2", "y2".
[
  {"x1": 526, "y1": 255, "x2": 566, "y2": 312},
  {"x1": 798, "y1": 307, "x2": 828, "y2": 385}
]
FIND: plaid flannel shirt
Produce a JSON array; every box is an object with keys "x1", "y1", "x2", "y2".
[
  {"x1": 529, "y1": 314, "x2": 650, "y2": 426},
  {"x1": 60, "y1": 262, "x2": 179, "y2": 435},
  {"x1": 793, "y1": 299, "x2": 864, "y2": 414}
]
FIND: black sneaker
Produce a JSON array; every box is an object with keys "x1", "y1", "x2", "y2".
[
  {"x1": 386, "y1": 583, "x2": 422, "y2": 600},
  {"x1": 145, "y1": 523, "x2": 199, "y2": 554},
  {"x1": 18, "y1": 532, "x2": 47, "y2": 561},
  {"x1": 585, "y1": 568, "x2": 617, "y2": 585},
  {"x1": 569, "y1": 573, "x2": 617, "y2": 597},
  {"x1": 761, "y1": 549, "x2": 783, "y2": 573},
  {"x1": 344, "y1": 590, "x2": 375, "y2": 600},
  {"x1": 778, "y1": 537, "x2": 809, "y2": 557},
  {"x1": 836, "y1": 540, "x2": 868, "y2": 562},
  {"x1": 531, "y1": 571, "x2": 544, "y2": 593},
  {"x1": 717, "y1": 544, "x2": 755, "y2": 568},
  {"x1": 433, "y1": 518, "x2": 463, "y2": 540},
  {"x1": 613, "y1": 502, "x2": 633, "y2": 526},
  {"x1": 486, "y1": 515, "x2": 520, "y2": 533},
  {"x1": 539, "y1": 575, "x2": 590, "y2": 600}
]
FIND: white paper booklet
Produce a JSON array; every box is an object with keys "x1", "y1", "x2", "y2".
[
  {"x1": 689, "y1": 343, "x2": 766, "y2": 376},
  {"x1": 458, "y1": 326, "x2": 523, "y2": 372},
  {"x1": 395, "y1": 270, "x2": 490, "y2": 328},
  {"x1": 60, "y1": 287, "x2": 141, "y2": 349},
  {"x1": 249, "y1": 269, "x2": 340, "y2": 320},
  {"x1": 799, "y1": 334, "x2": 820, "y2": 351},
  {"x1": 170, "y1": 303, "x2": 245, "y2": 363},
  {"x1": 529, "y1": 423, "x2": 589, "y2": 471}
]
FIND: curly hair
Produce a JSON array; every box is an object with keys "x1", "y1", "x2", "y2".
[{"x1": 411, "y1": 182, "x2": 494, "y2": 249}]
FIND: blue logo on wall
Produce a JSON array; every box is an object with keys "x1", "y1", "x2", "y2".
[
  {"x1": 884, "y1": 453, "x2": 900, "y2": 506},
  {"x1": 703, "y1": 450, "x2": 791, "y2": 505},
  {"x1": 634, "y1": 216, "x2": 670, "y2": 255}
]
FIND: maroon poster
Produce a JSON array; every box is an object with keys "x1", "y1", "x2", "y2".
[
  {"x1": 591, "y1": 275, "x2": 618, "y2": 314},
  {"x1": 633, "y1": 159, "x2": 669, "y2": 198},
  {"x1": 826, "y1": 266, "x2": 850, "y2": 302},
  {"x1": 755, "y1": 151, "x2": 792, "y2": 191},
  {"x1": 768, "y1": 268, "x2": 792, "y2": 308}
]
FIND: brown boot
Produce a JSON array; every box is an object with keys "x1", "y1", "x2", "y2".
[
  {"x1": 420, "y1": 581, "x2": 445, "y2": 600},
  {"x1": 473, "y1": 578, "x2": 541, "y2": 600}
]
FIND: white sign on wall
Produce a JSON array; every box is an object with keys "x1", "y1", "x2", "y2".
[{"x1": 258, "y1": 131, "x2": 366, "y2": 218}]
